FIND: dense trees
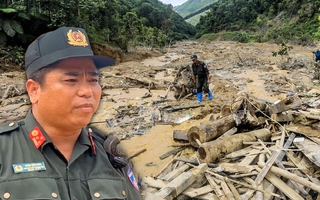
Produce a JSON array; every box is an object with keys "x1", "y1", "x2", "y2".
[
  {"x1": 0, "y1": 0, "x2": 196, "y2": 52},
  {"x1": 196, "y1": 0, "x2": 320, "y2": 43}
]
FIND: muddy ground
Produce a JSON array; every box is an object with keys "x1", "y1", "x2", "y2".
[{"x1": 1, "y1": 40, "x2": 320, "y2": 178}]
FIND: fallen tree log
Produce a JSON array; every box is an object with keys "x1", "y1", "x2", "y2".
[
  {"x1": 198, "y1": 128, "x2": 271, "y2": 163},
  {"x1": 187, "y1": 114, "x2": 236, "y2": 147}
]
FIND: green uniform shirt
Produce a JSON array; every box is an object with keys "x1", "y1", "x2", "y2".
[
  {"x1": 0, "y1": 111, "x2": 142, "y2": 200},
  {"x1": 192, "y1": 60, "x2": 209, "y2": 77}
]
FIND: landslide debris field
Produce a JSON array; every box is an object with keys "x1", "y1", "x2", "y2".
[{"x1": 1, "y1": 41, "x2": 320, "y2": 199}]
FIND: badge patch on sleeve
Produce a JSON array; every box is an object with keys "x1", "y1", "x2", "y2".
[
  {"x1": 12, "y1": 162, "x2": 46, "y2": 173},
  {"x1": 127, "y1": 167, "x2": 139, "y2": 191}
]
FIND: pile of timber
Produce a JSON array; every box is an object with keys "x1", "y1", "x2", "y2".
[{"x1": 141, "y1": 92, "x2": 320, "y2": 200}]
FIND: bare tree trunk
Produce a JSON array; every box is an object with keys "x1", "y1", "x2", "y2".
[{"x1": 198, "y1": 128, "x2": 271, "y2": 163}]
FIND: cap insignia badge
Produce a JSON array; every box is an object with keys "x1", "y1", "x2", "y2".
[{"x1": 67, "y1": 29, "x2": 88, "y2": 47}]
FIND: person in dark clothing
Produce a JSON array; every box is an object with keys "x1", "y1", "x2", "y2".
[
  {"x1": 313, "y1": 50, "x2": 320, "y2": 62},
  {"x1": 191, "y1": 54, "x2": 213, "y2": 102},
  {"x1": 0, "y1": 27, "x2": 142, "y2": 200}
]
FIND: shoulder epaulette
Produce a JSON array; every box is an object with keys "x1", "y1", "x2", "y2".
[{"x1": 0, "y1": 121, "x2": 19, "y2": 135}]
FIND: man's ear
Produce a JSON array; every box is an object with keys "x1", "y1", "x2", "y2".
[{"x1": 26, "y1": 79, "x2": 40, "y2": 104}]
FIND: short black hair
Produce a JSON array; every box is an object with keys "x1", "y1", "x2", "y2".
[{"x1": 28, "y1": 65, "x2": 55, "y2": 86}]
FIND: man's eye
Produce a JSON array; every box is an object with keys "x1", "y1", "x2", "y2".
[
  {"x1": 89, "y1": 79, "x2": 98, "y2": 82},
  {"x1": 66, "y1": 79, "x2": 77, "y2": 82}
]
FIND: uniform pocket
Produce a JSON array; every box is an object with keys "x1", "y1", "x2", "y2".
[
  {"x1": 87, "y1": 178, "x2": 126, "y2": 200},
  {"x1": 0, "y1": 177, "x2": 61, "y2": 200}
]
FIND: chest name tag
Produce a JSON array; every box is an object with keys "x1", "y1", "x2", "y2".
[{"x1": 12, "y1": 162, "x2": 46, "y2": 173}]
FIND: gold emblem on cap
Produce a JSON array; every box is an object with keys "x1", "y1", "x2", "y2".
[{"x1": 67, "y1": 29, "x2": 88, "y2": 47}]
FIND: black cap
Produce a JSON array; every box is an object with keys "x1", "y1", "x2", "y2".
[
  {"x1": 191, "y1": 54, "x2": 197, "y2": 61},
  {"x1": 25, "y1": 27, "x2": 115, "y2": 78}
]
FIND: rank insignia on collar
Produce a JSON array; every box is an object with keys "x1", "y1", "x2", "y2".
[
  {"x1": 67, "y1": 29, "x2": 88, "y2": 47},
  {"x1": 29, "y1": 126, "x2": 46, "y2": 149}
]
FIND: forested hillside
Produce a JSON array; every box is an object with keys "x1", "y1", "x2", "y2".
[
  {"x1": 2, "y1": 0, "x2": 320, "y2": 67},
  {"x1": 174, "y1": 0, "x2": 216, "y2": 18},
  {"x1": 195, "y1": 0, "x2": 320, "y2": 44},
  {"x1": 0, "y1": 0, "x2": 196, "y2": 64}
]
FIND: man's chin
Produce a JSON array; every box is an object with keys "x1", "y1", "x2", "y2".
[{"x1": 73, "y1": 117, "x2": 92, "y2": 127}]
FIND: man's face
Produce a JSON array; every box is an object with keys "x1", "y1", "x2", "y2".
[
  {"x1": 27, "y1": 58, "x2": 102, "y2": 131},
  {"x1": 192, "y1": 58, "x2": 198, "y2": 64}
]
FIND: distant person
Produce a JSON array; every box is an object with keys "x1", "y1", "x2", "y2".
[
  {"x1": 0, "y1": 27, "x2": 142, "y2": 200},
  {"x1": 313, "y1": 50, "x2": 320, "y2": 62},
  {"x1": 191, "y1": 54, "x2": 213, "y2": 102}
]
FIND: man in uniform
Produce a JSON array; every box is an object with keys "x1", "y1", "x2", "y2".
[
  {"x1": 191, "y1": 54, "x2": 213, "y2": 102},
  {"x1": 0, "y1": 27, "x2": 142, "y2": 200}
]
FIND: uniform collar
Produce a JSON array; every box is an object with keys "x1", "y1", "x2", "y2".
[{"x1": 24, "y1": 110, "x2": 92, "y2": 152}]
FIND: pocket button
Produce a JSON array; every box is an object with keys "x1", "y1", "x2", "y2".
[
  {"x1": 3, "y1": 193, "x2": 10, "y2": 199},
  {"x1": 51, "y1": 192, "x2": 58, "y2": 198},
  {"x1": 94, "y1": 192, "x2": 100, "y2": 198}
]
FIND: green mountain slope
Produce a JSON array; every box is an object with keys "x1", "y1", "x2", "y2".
[
  {"x1": 174, "y1": 0, "x2": 217, "y2": 18},
  {"x1": 195, "y1": 0, "x2": 320, "y2": 44}
]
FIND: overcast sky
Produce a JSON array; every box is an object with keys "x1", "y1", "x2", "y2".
[{"x1": 159, "y1": 0, "x2": 187, "y2": 6}]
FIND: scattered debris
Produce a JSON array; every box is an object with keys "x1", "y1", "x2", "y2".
[{"x1": 141, "y1": 92, "x2": 320, "y2": 200}]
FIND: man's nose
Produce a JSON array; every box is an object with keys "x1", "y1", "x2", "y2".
[{"x1": 77, "y1": 82, "x2": 93, "y2": 97}]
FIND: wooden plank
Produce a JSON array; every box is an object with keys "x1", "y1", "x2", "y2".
[
  {"x1": 195, "y1": 193, "x2": 219, "y2": 200},
  {"x1": 239, "y1": 148, "x2": 261, "y2": 166},
  {"x1": 159, "y1": 146, "x2": 186, "y2": 160},
  {"x1": 219, "y1": 163, "x2": 256, "y2": 174},
  {"x1": 224, "y1": 145, "x2": 254, "y2": 159},
  {"x1": 272, "y1": 133, "x2": 308, "y2": 195},
  {"x1": 275, "y1": 133, "x2": 295, "y2": 165},
  {"x1": 220, "y1": 180, "x2": 235, "y2": 200},
  {"x1": 240, "y1": 189, "x2": 255, "y2": 200},
  {"x1": 144, "y1": 191, "x2": 165, "y2": 200},
  {"x1": 262, "y1": 171, "x2": 304, "y2": 200},
  {"x1": 254, "y1": 146, "x2": 281, "y2": 186},
  {"x1": 307, "y1": 108, "x2": 320, "y2": 115},
  {"x1": 155, "y1": 163, "x2": 208, "y2": 199},
  {"x1": 255, "y1": 183, "x2": 264, "y2": 200},
  {"x1": 279, "y1": 128, "x2": 286, "y2": 148},
  {"x1": 203, "y1": 166, "x2": 282, "y2": 199},
  {"x1": 286, "y1": 150, "x2": 318, "y2": 177},
  {"x1": 226, "y1": 181, "x2": 242, "y2": 200},
  {"x1": 173, "y1": 130, "x2": 189, "y2": 141},
  {"x1": 240, "y1": 177, "x2": 256, "y2": 200},
  {"x1": 286, "y1": 124, "x2": 320, "y2": 138},
  {"x1": 271, "y1": 112, "x2": 294, "y2": 122},
  {"x1": 156, "y1": 152, "x2": 182, "y2": 179},
  {"x1": 162, "y1": 164, "x2": 190, "y2": 182},
  {"x1": 262, "y1": 179, "x2": 276, "y2": 200},
  {"x1": 143, "y1": 176, "x2": 167, "y2": 189},
  {"x1": 143, "y1": 177, "x2": 218, "y2": 200},
  {"x1": 182, "y1": 185, "x2": 213, "y2": 198},
  {"x1": 258, "y1": 161, "x2": 320, "y2": 193},
  {"x1": 269, "y1": 100, "x2": 286, "y2": 114},
  {"x1": 293, "y1": 137, "x2": 320, "y2": 167},
  {"x1": 205, "y1": 173, "x2": 227, "y2": 200},
  {"x1": 298, "y1": 110, "x2": 320, "y2": 120},
  {"x1": 216, "y1": 127, "x2": 238, "y2": 140},
  {"x1": 173, "y1": 157, "x2": 218, "y2": 168},
  {"x1": 229, "y1": 172, "x2": 258, "y2": 179}
]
